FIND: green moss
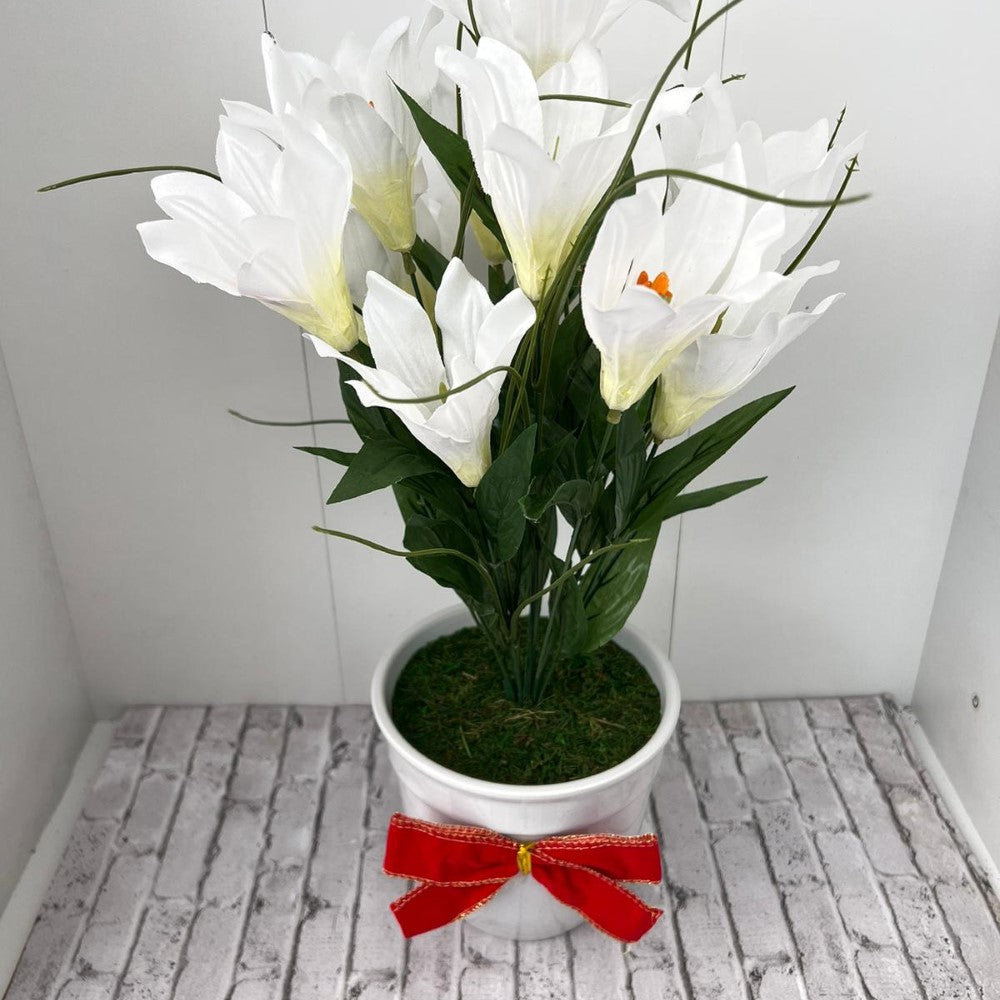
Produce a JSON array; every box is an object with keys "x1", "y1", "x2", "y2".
[{"x1": 390, "y1": 626, "x2": 661, "y2": 785}]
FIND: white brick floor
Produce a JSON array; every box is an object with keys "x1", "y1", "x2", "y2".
[{"x1": 7, "y1": 698, "x2": 999, "y2": 1000}]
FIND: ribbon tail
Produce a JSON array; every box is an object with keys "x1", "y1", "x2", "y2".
[
  {"x1": 390, "y1": 881, "x2": 506, "y2": 938},
  {"x1": 532, "y1": 863, "x2": 663, "y2": 943}
]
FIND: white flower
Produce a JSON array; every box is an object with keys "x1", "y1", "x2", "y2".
[
  {"x1": 635, "y1": 75, "x2": 864, "y2": 273},
  {"x1": 437, "y1": 38, "x2": 647, "y2": 301},
  {"x1": 138, "y1": 117, "x2": 364, "y2": 351},
  {"x1": 225, "y1": 13, "x2": 443, "y2": 253},
  {"x1": 582, "y1": 142, "x2": 768, "y2": 414},
  {"x1": 429, "y1": 0, "x2": 694, "y2": 77},
  {"x1": 307, "y1": 259, "x2": 535, "y2": 487},
  {"x1": 652, "y1": 263, "x2": 842, "y2": 439}
]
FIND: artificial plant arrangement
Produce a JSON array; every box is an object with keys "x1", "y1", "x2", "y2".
[{"x1": 45, "y1": 0, "x2": 864, "y2": 942}]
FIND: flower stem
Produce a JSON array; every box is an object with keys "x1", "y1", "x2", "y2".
[
  {"x1": 783, "y1": 156, "x2": 860, "y2": 275},
  {"x1": 38, "y1": 164, "x2": 220, "y2": 192}
]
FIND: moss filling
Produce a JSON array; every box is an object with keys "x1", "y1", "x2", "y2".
[{"x1": 390, "y1": 626, "x2": 661, "y2": 785}]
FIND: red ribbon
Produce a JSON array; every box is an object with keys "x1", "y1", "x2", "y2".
[{"x1": 382, "y1": 813, "x2": 663, "y2": 942}]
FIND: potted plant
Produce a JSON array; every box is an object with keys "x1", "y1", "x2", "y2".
[{"x1": 43, "y1": 0, "x2": 863, "y2": 943}]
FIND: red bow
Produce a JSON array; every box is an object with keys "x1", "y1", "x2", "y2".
[{"x1": 382, "y1": 813, "x2": 663, "y2": 942}]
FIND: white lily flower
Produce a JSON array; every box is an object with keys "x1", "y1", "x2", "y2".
[
  {"x1": 582, "y1": 142, "x2": 770, "y2": 414},
  {"x1": 652, "y1": 263, "x2": 842, "y2": 439},
  {"x1": 307, "y1": 259, "x2": 535, "y2": 487},
  {"x1": 635, "y1": 75, "x2": 864, "y2": 270},
  {"x1": 225, "y1": 12, "x2": 442, "y2": 253},
  {"x1": 438, "y1": 38, "x2": 646, "y2": 301},
  {"x1": 429, "y1": 0, "x2": 694, "y2": 77},
  {"x1": 138, "y1": 117, "x2": 363, "y2": 351}
]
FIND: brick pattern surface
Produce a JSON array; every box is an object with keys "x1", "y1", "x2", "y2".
[{"x1": 6, "y1": 698, "x2": 998, "y2": 1000}]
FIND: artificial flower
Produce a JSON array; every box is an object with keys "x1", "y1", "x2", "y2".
[
  {"x1": 652, "y1": 263, "x2": 842, "y2": 439},
  {"x1": 582, "y1": 143, "x2": 765, "y2": 414},
  {"x1": 635, "y1": 74, "x2": 864, "y2": 272},
  {"x1": 225, "y1": 12, "x2": 444, "y2": 253},
  {"x1": 437, "y1": 38, "x2": 646, "y2": 301},
  {"x1": 307, "y1": 259, "x2": 535, "y2": 487},
  {"x1": 138, "y1": 117, "x2": 363, "y2": 351},
  {"x1": 428, "y1": 0, "x2": 694, "y2": 77}
]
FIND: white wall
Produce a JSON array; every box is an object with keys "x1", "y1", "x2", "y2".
[
  {"x1": 914, "y1": 325, "x2": 1000, "y2": 863},
  {"x1": 669, "y1": 0, "x2": 1000, "y2": 699},
  {"x1": 1, "y1": 0, "x2": 997, "y2": 711},
  {"x1": 0, "y1": 345, "x2": 94, "y2": 910}
]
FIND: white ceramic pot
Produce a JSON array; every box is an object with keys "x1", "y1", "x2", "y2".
[{"x1": 370, "y1": 606, "x2": 681, "y2": 941}]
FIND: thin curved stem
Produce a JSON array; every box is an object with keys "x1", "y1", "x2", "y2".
[
  {"x1": 611, "y1": 0, "x2": 748, "y2": 193},
  {"x1": 313, "y1": 526, "x2": 506, "y2": 623},
  {"x1": 39, "y1": 164, "x2": 220, "y2": 192},
  {"x1": 228, "y1": 409, "x2": 350, "y2": 427},
  {"x1": 783, "y1": 156, "x2": 860, "y2": 274},
  {"x1": 684, "y1": 0, "x2": 705, "y2": 70},
  {"x1": 606, "y1": 167, "x2": 869, "y2": 210},
  {"x1": 828, "y1": 105, "x2": 847, "y2": 151},
  {"x1": 466, "y1": 0, "x2": 480, "y2": 39},
  {"x1": 365, "y1": 365, "x2": 522, "y2": 406},
  {"x1": 538, "y1": 93, "x2": 631, "y2": 109},
  {"x1": 509, "y1": 539, "x2": 648, "y2": 629}
]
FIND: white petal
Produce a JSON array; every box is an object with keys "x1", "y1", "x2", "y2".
[
  {"x1": 316, "y1": 91, "x2": 416, "y2": 251},
  {"x1": 362, "y1": 273, "x2": 446, "y2": 396},
  {"x1": 582, "y1": 192, "x2": 662, "y2": 311},
  {"x1": 659, "y1": 142, "x2": 748, "y2": 298},
  {"x1": 262, "y1": 33, "x2": 329, "y2": 115},
  {"x1": 435, "y1": 258, "x2": 495, "y2": 365},
  {"x1": 473, "y1": 287, "x2": 536, "y2": 375},
  {"x1": 149, "y1": 172, "x2": 255, "y2": 271},
  {"x1": 436, "y1": 39, "x2": 545, "y2": 169},
  {"x1": 216, "y1": 119, "x2": 281, "y2": 214},
  {"x1": 481, "y1": 124, "x2": 562, "y2": 300},
  {"x1": 137, "y1": 220, "x2": 239, "y2": 294}
]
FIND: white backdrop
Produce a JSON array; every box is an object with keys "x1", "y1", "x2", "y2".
[
  {"x1": 2, "y1": 0, "x2": 998, "y2": 715},
  {"x1": 915, "y1": 324, "x2": 1000, "y2": 865},
  {"x1": 0, "y1": 346, "x2": 93, "y2": 905}
]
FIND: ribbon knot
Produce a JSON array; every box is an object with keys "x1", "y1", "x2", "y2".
[{"x1": 382, "y1": 813, "x2": 663, "y2": 942}]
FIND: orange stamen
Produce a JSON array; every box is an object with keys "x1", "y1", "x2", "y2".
[{"x1": 636, "y1": 270, "x2": 673, "y2": 302}]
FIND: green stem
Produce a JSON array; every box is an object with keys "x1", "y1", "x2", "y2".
[
  {"x1": 509, "y1": 539, "x2": 646, "y2": 630},
  {"x1": 455, "y1": 23, "x2": 465, "y2": 138},
  {"x1": 537, "y1": 93, "x2": 631, "y2": 109},
  {"x1": 684, "y1": 0, "x2": 705, "y2": 70},
  {"x1": 466, "y1": 0, "x2": 480, "y2": 39},
  {"x1": 228, "y1": 409, "x2": 350, "y2": 427},
  {"x1": 365, "y1": 365, "x2": 521, "y2": 406},
  {"x1": 610, "y1": 0, "x2": 748, "y2": 196},
  {"x1": 452, "y1": 173, "x2": 477, "y2": 259},
  {"x1": 606, "y1": 167, "x2": 868, "y2": 210},
  {"x1": 828, "y1": 105, "x2": 847, "y2": 151},
  {"x1": 38, "y1": 164, "x2": 220, "y2": 192},
  {"x1": 312, "y1": 526, "x2": 507, "y2": 623},
  {"x1": 783, "y1": 156, "x2": 860, "y2": 275}
]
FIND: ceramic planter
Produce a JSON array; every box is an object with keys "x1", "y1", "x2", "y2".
[{"x1": 370, "y1": 606, "x2": 682, "y2": 941}]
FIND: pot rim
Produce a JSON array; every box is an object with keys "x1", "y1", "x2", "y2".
[{"x1": 370, "y1": 605, "x2": 682, "y2": 803}]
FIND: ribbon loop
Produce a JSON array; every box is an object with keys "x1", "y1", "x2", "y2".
[{"x1": 382, "y1": 813, "x2": 663, "y2": 943}]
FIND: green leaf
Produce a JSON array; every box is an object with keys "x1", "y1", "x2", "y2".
[
  {"x1": 521, "y1": 479, "x2": 593, "y2": 523},
  {"x1": 409, "y1": 235, "x2": 449, "y2": 288},
  {"x1": 338, "y1": 360, "x2": 387, "y2": 441},
  {"x1": 660, "y1": 477, "x2": 766, "y2": 518},
  {"x1": 582, "y1": 530, "x2": 661, "y2": 652},
  {"x1": 475, "y1": 424, "x2": 536, "y2": 561},
  {"x1": 328, "y1": 437, "x2": 444, "y2": 504},
  {"x1": 296, "y1": 445, "x2": 356, "y2": 466},
  {"x1": 395, "y1": 85, "x2": 506, "y2": 248},
  {"x1": 404, "y1": 516, "x2": 487, "y2": 602},
  {"x1": 635, "y1": 387, "x2": 793, "y2": 531},
  {"x1": 613, "y1": 407, "x2": 646, "y2": 534},
  {"x1": 553, "y1": 574, "x2": 588, "y2": 663}
]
